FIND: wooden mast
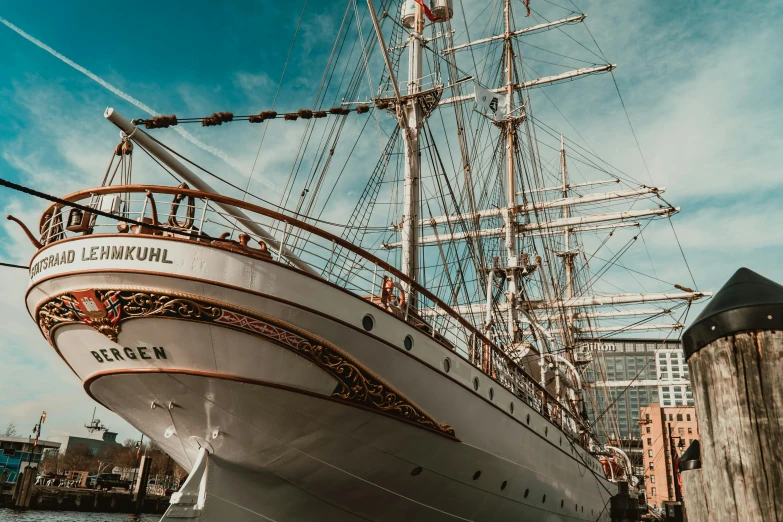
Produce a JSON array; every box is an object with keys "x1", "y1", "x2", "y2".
[
  {"x1": 400, "y1": 0, "x2": 424, "y2": 312},
  {"x1": 503, "y1": 0, "x2": 520, "y2": 345}
]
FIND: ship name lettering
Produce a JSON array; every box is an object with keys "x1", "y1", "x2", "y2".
[
  {"x1": 28, "y1": 250, "x2": 75, "y2": 278},
  {"x1": 90, "y1": 346, "x2": 167, "y2": 363},
  {"x1": 30, "y1": 244, "x2": 175, "y2": 280}
]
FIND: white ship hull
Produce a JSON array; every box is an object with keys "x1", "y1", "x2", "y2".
[{"x1": 27, "y1": 234, "x2": 615, "y2": 521}]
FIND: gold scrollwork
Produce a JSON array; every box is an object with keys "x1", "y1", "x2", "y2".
[
  {"x1": 299, "y1": 341, "x2": 456, "y2": 436},
  {"x1": 122, "y1": 293, "x2": 222, "y2": 321},
  {"x1": 36, "y1": 289, "x2": 457, "y2": 439}
]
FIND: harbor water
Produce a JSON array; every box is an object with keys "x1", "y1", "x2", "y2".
[{"x1": 0, "y1": 510, "x2": 159, "y2": 521}]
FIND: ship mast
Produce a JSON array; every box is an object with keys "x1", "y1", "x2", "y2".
[
  {"x1": 400, "y1": 1, "x2": 425, "y2": 310},
  {"x1": 503, "y1": 0, "x2": 520, "y2": 345},
  {"x1": 560, "y1": 134, "x2": 576, "y2": 349}
]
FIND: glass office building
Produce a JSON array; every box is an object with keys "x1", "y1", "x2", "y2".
[{"x1": 580, "y1": 338, "x2": 691, "y2": 442}]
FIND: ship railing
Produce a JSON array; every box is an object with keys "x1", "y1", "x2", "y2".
[{"x1": 37, "y1": 185, "x2": 593, "y2": 450}]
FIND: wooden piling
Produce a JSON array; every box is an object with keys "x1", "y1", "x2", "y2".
[
  {"x1": 679, "y1": 441, "x2": 708, "y2": 522},
  {"x1": 682, "y1": 268, "x2": 783, "y2": 522},
  {"x1": 133, "y1": 455, "x2": 153, "y2": 514},
  {"x1": 12, "y1": 466, "x2": 37, "y2": 508}
]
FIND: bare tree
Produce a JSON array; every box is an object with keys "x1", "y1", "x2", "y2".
[
  {"x1": 62, "y1": 443, "x2": 96, "y2": 473},
  {"x1": 3, "y1": 422, "x2": 18, "y2": 437}
]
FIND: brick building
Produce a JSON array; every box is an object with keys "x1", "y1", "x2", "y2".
[{"x1": 638, "y1": 403, "x2": 700, "y2": 508}]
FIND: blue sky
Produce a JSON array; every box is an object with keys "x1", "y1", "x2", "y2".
[{"x1": 0, "y1": 0, "x2": 781, "y2": 442}]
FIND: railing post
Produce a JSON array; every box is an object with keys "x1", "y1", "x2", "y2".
[
  {"x1": 198, "y1": 198, "x2": 209, "y2": 235},
  {"x1": 328, "y1": 241, "x2": 336, "y2": 280},
  {"x1": 276, "y1": 224, "x2": 290, "y2": 263},
  {"x1": 46, "y1": 206, "x2": 58, "y2": 244}
]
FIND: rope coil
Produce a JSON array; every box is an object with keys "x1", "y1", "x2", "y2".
[
  {"x1": 202, "y1": 112, "x2": 235, "y2": 127},
  {"x1": 144, "y1": 114, "x2": 178, "y2": 129}
]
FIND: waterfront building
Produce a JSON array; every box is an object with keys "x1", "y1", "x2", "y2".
[
  {"x1": 48, "y1": 430, "x2": 122, "y2": 456},
  {"x1": 639, "y1": 403, "x2": 700, "y2": 508},
  {"x1": 0, "y1": 436, "x2": 60, "y2": 482}
]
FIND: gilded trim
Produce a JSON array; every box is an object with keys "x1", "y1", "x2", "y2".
[{"x1": 37, "y1": 289, "x2": 457, "y2": 440}]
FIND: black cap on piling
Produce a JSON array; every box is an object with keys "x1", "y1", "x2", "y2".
[
  {"x1": 682, "y1": 268, "x2": 783, "y2": 359},
  {"x1": 680, "y1": 440, "x2": 701, "y2": 471}
]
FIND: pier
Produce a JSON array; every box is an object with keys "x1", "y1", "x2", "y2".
[{"x1": 1, "y1": 481, "x2": 169, "y2": 514}]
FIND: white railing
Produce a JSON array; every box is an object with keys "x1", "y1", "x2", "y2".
[{"x1": 38, "y1": 185, "x2": 592, "y2": 448}]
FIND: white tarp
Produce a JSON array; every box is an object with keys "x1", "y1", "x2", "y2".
[{"x1": 474, "y1": 82, "x2": 509, "y2": 119}]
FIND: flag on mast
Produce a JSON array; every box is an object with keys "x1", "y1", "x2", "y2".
[
  {"x1": 524, "y1": 0, "x2": 531, "y2": 17},
  {"x1": 413, "y1": 0, "x2": 440, "y2": 22},
  {"x1": 474, "y1": 82, "x2": 509, "y2": 119}
]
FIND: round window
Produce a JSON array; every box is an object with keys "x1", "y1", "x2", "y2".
[
  {"x1": 509, "y1": 402, "x2": 514, "y2": 414},
  {"x1": 489, "y1": 388, "x2": 494, "y2": 401},
  {"x1": 443, "y1": 358, "x2": 451, "y2": 373},
  {"x1": 404, "y1": 335, "x2": 414, "y2": 351},
  {"x1": 473, "y1": 377, "x2": 479, "y2": 391},
  {"x1": 362, "y1": 314, "x2": 374, "y2": 331}
]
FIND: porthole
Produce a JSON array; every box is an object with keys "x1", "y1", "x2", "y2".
[
  {"x1": 524, "y1": 489, "x2": 529, "y2": 498},
  {"x1": 472, "y1": 471, "x2": 481, "y2": 480},
  {"x1": 575, "y1": 504, "x2": 578, "y2": 511},
  {"x1": 404, "y1": 335, "x2": 414, "y2": 351},
  {"x1": 501, "y1": 481, "x2": 507, "y2": 490},
  {"x1": 542, "y1": 495, "x2": 546, "y2": 503},
  {"x1": 362, "y1": 314, "x2": 375, "y2": 331},
  {"x1": 473, "y1": 377, "x2": 480, "y2": 391},
  {"x1": 411, "y1": 466, "x2": 422, "y2": 476},
  {"x1": 526, "y1": 414, "x2": 530, "y2": 425},
  {"x1": 582, "y1": 505, "x2": 584, "y2": 513},
  {"x1": 559, "y1": 436, "x2": 562, "y2": 446},
  {"x1": 545, "y1": 426, "x2": 548, "y2": 436},
  {"x1": 561, "y1": 500, "x2": 564, "y2": 508},
  {"x1": 443, "y1": 358, "x2": 451, "y2": 373},
  {"x1": 509, "y1": 402, "x2": 514, "y2": 414},
  {"x1": 489, "y1": 388, "x2": 494, "y2": 401}
]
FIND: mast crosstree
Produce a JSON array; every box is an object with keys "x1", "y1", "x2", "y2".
[{"x1": 359, "y1": 1, "x2": 709, "y2": 425}]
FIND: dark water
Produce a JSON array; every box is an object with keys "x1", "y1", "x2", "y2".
[{"x1": 0, "y1": 510, "x2": 159, "y2": 521}]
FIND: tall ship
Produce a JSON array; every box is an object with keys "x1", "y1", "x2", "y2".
[{"x1": 14, "y1": 0, "x2": 709, "y2": 520}]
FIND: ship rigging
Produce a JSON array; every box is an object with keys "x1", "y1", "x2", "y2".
[{"x1": 8, "y1": 0, "x2": 712, "y2": 520}]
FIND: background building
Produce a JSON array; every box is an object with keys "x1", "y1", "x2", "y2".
[
  {"x1": 580, "y1": 337, "x2": 694, "y2": 492},
  {"x1": 48, "y1": 430, "x2": 122, "y2": 456},
  {"x1": 639, "y1": 403, "x2": 700, "y2": 509},
  {"x1": 582, "y1": 338, "x2": 692, "y2": 442},
  {"x1": 0, "y1": 436, "x2": 60, "y2": 482}
]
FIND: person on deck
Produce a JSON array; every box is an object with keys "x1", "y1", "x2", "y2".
[{"x1": 380, "y1": 276, "x2": 406, "y2": 310}]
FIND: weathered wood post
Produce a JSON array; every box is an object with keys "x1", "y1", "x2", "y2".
[
  {"x1": 679, "y1": 441, "x2": 708, "y2": 522},
  {"x1": 682, "y1": 268, "x2": 783, "y2": 521},
  {"x1": 12, "y1": 466, "x2": 36, "y2": 508},
  {"x1": 133, "y1": 455, "x2": 153, "y2": 514}
]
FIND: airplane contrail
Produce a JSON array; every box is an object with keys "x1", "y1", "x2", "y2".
[{"x1": 0, "y1": 16, "x2": 279, "y2": 192}]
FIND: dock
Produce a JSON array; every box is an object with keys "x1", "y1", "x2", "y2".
[{"x1": 1, "y1": 483, "x2": 169, "y2": 514}]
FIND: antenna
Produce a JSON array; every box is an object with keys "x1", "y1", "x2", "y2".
[{"x1": 84, "y1": 407, "x2": 108, "y2": 435}]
